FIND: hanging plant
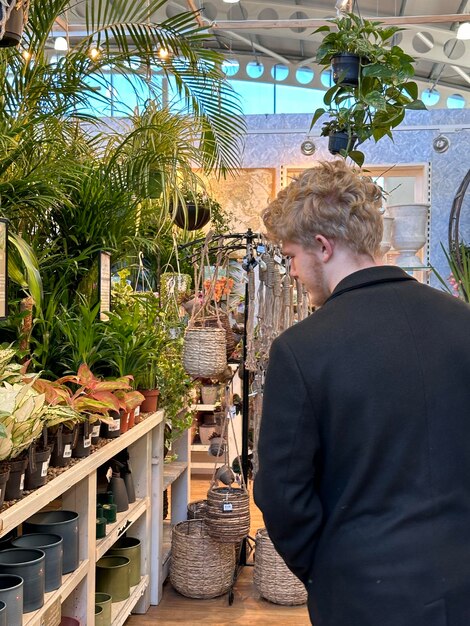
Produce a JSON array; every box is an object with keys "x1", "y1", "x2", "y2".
[{"x1": 311, "y1": 13, "x2": 426, "y2": 166}]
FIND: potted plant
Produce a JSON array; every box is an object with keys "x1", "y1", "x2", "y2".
[
  {"x1": 311, "y1": 13, "x2": 426, "y2": 166},
  {"x1": 172, "y1": 190, "x2": 214, "y2": 231}
]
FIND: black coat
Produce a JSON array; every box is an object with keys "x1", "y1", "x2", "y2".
[{"x1": 254, "y1": 266, "x2": 470, "y2": 626}]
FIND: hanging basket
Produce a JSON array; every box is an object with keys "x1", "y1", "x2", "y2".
[
  {"x1": 160, "y1": 273, "x2": 192, "y2": 304},
  {"x1": 194, "y1": 312, "x2": 237, "y2": 358},
  {"x1": 205, "y1": 486, "x2": 250, "y2": 543},
  {"x1": 170, "y1": 519, "x2": 235, "y2": 599},
  {"x1": 187, "y1": 499, "x2": 207, "y2": 520},
  {"x1": 253, "y1": 528, "x2": 308, "y2": 606},
  {"x1": 182, "y1": 327, "x2": 227, "y2": 378}
]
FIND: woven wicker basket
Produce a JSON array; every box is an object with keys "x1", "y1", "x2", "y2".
[
  {"x1": 253, "y1": 528, "x2": 307, "y2": 606},
  {"x1": 170, "y1": 519, "x2": 235, "y2": 599},
  {"x1": 194, "y1": 312, "x2": 237, "y2": 358},
  {"x1": 182, "y1": 327, "x2": 227, "y2": 378},
  {"x1": 187, "y1": 499, "x2": 207, "y2": 520},
  {"x1": 205, "y1": 487, "x2": 250, "y2": 543},
  {"x1": 160, "y1": 272, "x2": 192, "y2": 304}
]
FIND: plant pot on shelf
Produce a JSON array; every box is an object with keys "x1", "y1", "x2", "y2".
[
  {"x1": 95, "y1": 592, "x2": 112, "y2": 626},
  {"x1": 119, "y1": 411, "x2": 129, "y2": 434},
  {"x1": 0, "y1": 1, "x2": 27, "y2": 48},
  {"x1": 0, "y1": 575, "x2": 23, "y2": 626},
  {"x1": 49, "y1": 427, "x2": 75, "y2": 468},
  {"x1": 200, "y1": 384, "x2": 220, "y2": 405},
  {"x1": 96, "y1": 555, "x2": 131, "y2": 602},
  {"x1": 328, "y1": 131, "x2": 357, "y2": 155},
  {"x1": 100, "y1": 413, "x2": 121, "y2": 439},
  {"x1": 106, "y1": 536, "x2": 141, "y2": 586},
  {"x1": 0, "y1": 466, "x2": 10, "y2": 509},
  {"x1": 138, "y1": 389, "x2": 160, "y2": 413},
  {"x1": 23, "y1": 510, "x2": 79, "y2": 575},
  {"x1": 331, "y1": 53, "x2": 364, "y2": 86},
  {"x1": 11, "y1": 533, "x2": 63, "y2": 593},
  {"x1": 127, "y1": 409, "x2": 136, "y2": 429},
  {"x1": 72, "y1": 422, "x2": 92, "y2": 458},
  {"x1": 0, "y1": 548, "x2": 45, "y2": 612},
  {"x1": 387, "y1": 203, "x2": 430, "y2": 269},
  {"x1": 4, "y1": 457, "x2": 28, "y2": 500},
  {"x1": 198, "y1": 423, "x2": 220, "y2": 446},
  {"x1": 24, "y1": 445, "x2": 52, "y2": 490},
  {"x1": 91, "y1": 421, "x2": 102, "y2": 444}
]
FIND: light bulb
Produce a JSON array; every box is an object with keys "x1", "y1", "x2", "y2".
[
  {"x1": 457, "y1": 22, "x2": 470, "y2": 40},
  {"x1": 89, "y1": 47, "x2": 100, "y2": 60},
  {"x1": 54, "y1": 36, "x2": 68, "y2": 51},
  {"x1": 158, "y1": 47, "x2": 169, "y2": 59},
  {"x1": 22, "y1": 50, "x2": 32, "y2": 61},
  {"x1": 223, "y1": 0, "x2": 240, "y2": 4}
]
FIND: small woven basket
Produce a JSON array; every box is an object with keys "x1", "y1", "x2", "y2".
[
  {"x1": 170, "y1": 519, "x2": 235, "y2": 599},
  {"x1": 182, "y1": 327, "x2": 227, "y2": 378},
  {"x1": 160, "y1": 272, "x2": 192, "y2": 304},
  {"x1": 194, "y1": 312, "x2": 237, "y2": 358},
  {"x1": 187, "y1": 499, "x2": 207, "y2": 520},
  {"x1": 205, "y1": 487, "x2": 250, "y2": 543},
  {"x1": 253, "y1": 528, "x2": 307, "y2": 606}
]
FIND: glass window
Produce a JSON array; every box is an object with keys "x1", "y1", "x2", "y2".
[
  {"x1": 228, "y1": 80, "x2": 274, "y2": 114},
  {"x1": 221, "y1": 59, "x2": 239, "y2": 77},
  {"x1": 447, "y1": 93, "x2": 466, "y2": 109},
  {"x1": 275, "y1": 85, "x2": 326, "y2": 114},
  {"x1": 246, "y1": 61, "x2": 264, "y2": 79},
  {"x1": 296, "y1": 66, "x2": 314, "y2": 85},
  {"x1": 421, "y1": 89, "x2": 440, "y2": 106},
  {"x1": 271, "y1": 64, "x2": 289, "y2": 81}
]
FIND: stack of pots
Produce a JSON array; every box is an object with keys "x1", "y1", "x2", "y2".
[
  {"x1": 0, "y1": 548, "x2": 45, "y2": 613},
  {"x1": 11, "y1": 534, "x2": 63, "y2": 592},
  {"x1": 96, "y1": 536, "x2": 141, "y2": 605},
  {"x1": 0, "y1": 575, "x2": 23, "y2": 625}
]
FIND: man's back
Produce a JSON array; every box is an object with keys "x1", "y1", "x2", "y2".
[{"x1": 255, "y1": 266, "x2": 470, "y2": 626}]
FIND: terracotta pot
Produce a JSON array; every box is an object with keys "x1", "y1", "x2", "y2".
[
  {"x1": 127, "y1": 409, "x2": 136, "y2": 429},
  {"x1": 119, "y1": 411, "x2": 129, "y2": 434},
  {"x1": 138, "y1": 389, "x2": 160, "y2": 413}
]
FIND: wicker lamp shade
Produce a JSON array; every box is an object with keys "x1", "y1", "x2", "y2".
[
  {"x1": 182, "y1": 327, "x2": 227, "y2": 378},
  {"x1": 254, "y1": 528, "x2": 307, "y2": 606},
  {"x1": 170, "y1": 520, "x2": 235, "y2": 599},
  {"x1": 205, "y1": 487, "x2": 250, "y2": 543}
]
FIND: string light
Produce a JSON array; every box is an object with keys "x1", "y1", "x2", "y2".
[
  {"x1": 158, "y1": 47, "x2": 169, "y2": 59},
  {"x1": 22, "y1": 50, "x2": 32, "y2": 61},
  {"x1": 54, "y1": 36, "x2": 68, "y2": 51},
  {"x1": 456, "y1": 22, "x2": 470, "y2": 40},
  {"x1": 89, "y1": 47, "x2": 101, "y2": 60}
]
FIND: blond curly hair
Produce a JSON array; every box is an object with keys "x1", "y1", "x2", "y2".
[{"x1": 262, "y1": 160, "x2": 384, "y2": 257}]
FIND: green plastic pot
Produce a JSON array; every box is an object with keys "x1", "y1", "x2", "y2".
[
  {"x1": 107, "y1": 537, "x2": 141, "y2": 586},
  {"x1": 96, "y1": 556, "x2": 130, "y2": 602},
  {"x1": 95, "y1": 593, "x2": 112, "y2": 626}
]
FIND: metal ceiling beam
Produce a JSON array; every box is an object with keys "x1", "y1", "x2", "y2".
[{"x1": 210, "y1": 14, "x2": 470, "y2": 30}]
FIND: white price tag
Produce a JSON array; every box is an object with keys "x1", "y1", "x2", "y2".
[
  {"x1": 63, "y1": 444, "x2": 72, "y2": 458},
  {"x1": 41, "y1": 460, "x2": 49, "y2": 477},
  {"x1": 83, "y1": 436, "x2": 91, "y2": 448},
  {"x1": 19, "y1": 473, "x2": 25, "y2": 490},
  {"x1": 92, "y1": 425, "x2": 101, "y2": 438},
  {"x1": 134, "y1": 406, "x2": 140, "y2": 417},
  {"x1": 273, "y1": 253, "x2": 283, "y2": 264},
  {"x1": 222, "y1": 502, "x2": 233, "y2": 512},
  {"x1": 109, "y1": 418, "x2": 120, "y2": 432}
]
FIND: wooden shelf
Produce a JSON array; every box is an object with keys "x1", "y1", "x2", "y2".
[
  {"x1": 0, "y1": 411, "x2": 164, "y2": 537},
  {"x1": 111, "y1": 575, "x2": 149, "y2": 626},
  {"x1": 23, "y1": 560, "x2": 89, "y2": 626},
  {"x1": 163, "y1": 461, "x2": 188, "y2": 491},
  {"x1": 96, "y1": 497, "x2": 149, "y2": 561},
  {"x1": 190, "y1": 404, "x2": 217, "y2": 411}
]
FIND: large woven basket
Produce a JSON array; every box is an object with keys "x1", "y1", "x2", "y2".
[
  {"x1": 253, "y1": 528, "x2": 307, "y2": 606},
  {"x1": 183, "y1": 327, "x2": 227, "y2": 378},
  {"x1": 194, "y1": 312, "x2": 237, "y2": 358},
  {"x1": 170, "y1": 519, "x2": 235, "y2": 599},
  {"x1": 205, "y1": 487, "x2": 250, "y2": 543}
]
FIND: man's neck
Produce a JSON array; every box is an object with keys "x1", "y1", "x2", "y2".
[{"x1": 326, "y1": 249, "x2": 378, "y2": 294}]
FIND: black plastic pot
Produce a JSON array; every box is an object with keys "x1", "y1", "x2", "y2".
[
  {"x1": 50, "y1": 428, "x2": 75, "y2": 468},
  {"x1": 11, "y1": 533, "x2": 63, "y2": 592},
  {"x1": 72, "y1": 422, "x2": 92, "y2": 458},
  {"x1": 23, "y1": 510, "x2": 79, "y2": 574},
  {"x1": 0, "y1": 468, "x2": 10, "y2": 509},
  {"x1": 328, "y1": 131, "x2": 357, "y2": 155},
  {"x1": 101, "y1": 414, "x2": 121, "y2": 439},
  {"x1": 0, "y1": 2, "x2": 25, "y2": 48},
  {"x1": 331, "y1": 53, "x2": 363, "y2": 86},
  {"x1": 24, "y1": 446, "x2": 52, "y2": 490},
  {"x1": 173, "y1": 202, "x2": 211, "y2": 231},
  {"x1": 4, "y1": 457, "x2": 28, "y2": 501},
  {"x1": 0, "y1": 574, "x2": 23, "y2": 626},
  {"x1": 91, "y1": 422, "x2": 102, "y2": 445},
  {"x1": 0, "y1": 548, "x2": 45, "y2": 612}
]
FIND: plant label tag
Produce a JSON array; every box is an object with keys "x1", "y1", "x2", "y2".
[
  {"x1": 92, "y1": 424, "x2": 101, "y2": 438},
  {"x1": 83, "y1": 436, "x2": 91, "y2": 448},
  {"x1": 41, "y1": 461, "x2": 49, "y2": 477},
  {"x1": 109, "y1": 419, "x2": 120, "y2": 432},
  {"x1": 256, "y1": 244, "x2": 266, "y2": 253},
  {"x1": 222, "y1": 502, "x2": 233, "y2": 512},
  {"x1": 135, "y1": 407, "x2": 140, "y2": 417},
  {"x1": 20, "y1": 473, "x2": 25, "y2": 491},
  {"x1": 63, "y1": 444, "x2": 72, "y2": 458},
  {"x1": 273, "y1": 253, "x2": 283, "y2": 264}
]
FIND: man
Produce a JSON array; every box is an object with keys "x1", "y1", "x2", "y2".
[{"x1": 254, "y1": 159, "x2": 470, "y2": 626}]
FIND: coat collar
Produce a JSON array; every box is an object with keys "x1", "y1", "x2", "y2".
[{"x1": 326, "y1": 265, "x2": 416, "y2": 303}]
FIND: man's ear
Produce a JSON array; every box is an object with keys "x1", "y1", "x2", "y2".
[{"x1": 314, "y1": 235, "x2": 334, "y2": 263}]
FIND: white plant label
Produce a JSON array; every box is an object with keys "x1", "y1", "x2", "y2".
[
  {"x1": 134, "y1": 407, "x2": 140, "y2": 417},
  {"x1": 41, "y1": 460, "x2": 49, "y2": 477},
  {"x1": 109, "y1": 418, "x2": 120, "y2": 432},
  {"x1": 92, "y1": 425, "x2": 101, "y2": 438},
  {"x1": 83, "y1": 435, "x2": 91, "y2": 448},
  {"x1": 19, "y1": 473, "x2": 25, "y2": 490},
  {"x1": 63, "y1": 444, "x2": 72, "y2": 458}
]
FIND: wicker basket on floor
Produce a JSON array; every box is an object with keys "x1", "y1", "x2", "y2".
[
  {"x1": 170, "y1": 519, "x2": 236, "y2": 599},
  {"x1": 187, "y1": 499, "x2": 207, "y2": 520},
  {"x1": 254, "y1": 528, "x2": 307, "y2": 606},
  {"x1": 205, "y1": 486, "x2": 250, "y2": 543}
]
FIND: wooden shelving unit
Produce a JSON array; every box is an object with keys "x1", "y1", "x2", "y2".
[{"x1": 0, "y1": 411, "x2": 165, "y2": 626}]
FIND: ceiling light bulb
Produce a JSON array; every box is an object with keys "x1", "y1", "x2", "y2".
[
  {"x1": 54, "y1": 36, "x2": 68, "y2": 51},
  {"x1": 89, "y1": 47, "x2": 100, "y2": 60},
  {"x1": 457, "y1": 22, "x2": 470, "y2": 40},
  {"x1": 223, "y1": 0, "x2": 240, "y2": 4},
  {"x1": 158, "y1": 47, "x2": 169, "y2": 59},
  {"x1": 22, "y1": 50, "x2": 32, "y2": 61}
]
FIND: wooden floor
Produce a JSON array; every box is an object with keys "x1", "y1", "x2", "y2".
[{"x1": 126, "y1": 476, "x2": 311, "y2": 625}]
